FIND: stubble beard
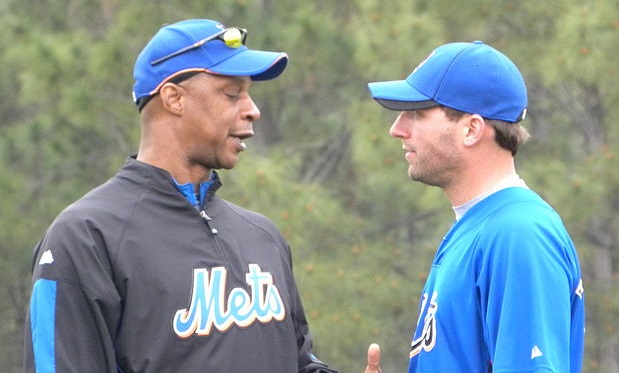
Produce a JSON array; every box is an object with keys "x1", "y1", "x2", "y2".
[{"x1": 407, "y1": 132, "x2": 459, "y2": 189}]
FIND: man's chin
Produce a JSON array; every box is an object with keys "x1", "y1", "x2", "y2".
[{"x1": 220, "y1": 157, "x2": 240, "y2": 170}]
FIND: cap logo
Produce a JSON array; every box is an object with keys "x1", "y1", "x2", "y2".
[{"x1": 412, "y1": 51, "x2": 435, "y2": 75}]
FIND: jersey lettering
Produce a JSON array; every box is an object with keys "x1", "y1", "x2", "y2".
[
  {"x1": 173, "y1": 264, "x2": 286, "y2": 338},
  {"x1": 575, "y1": 278, "x2": 584, "y2": 299},
  {"x1": 410, "y1": 291, "x2": 438, "y2": 358}
]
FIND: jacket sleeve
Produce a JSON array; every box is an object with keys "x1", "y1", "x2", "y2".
[
  {"x1": 287, "y1": 254, "x2": 338, "y2": 373},
  {"x1": 295, "y1": 292, "x2": 339, "y2": 373},
  {"x1": 297, "y1": 328, "x2": 339, "y2": 373},
  {"x1": 24, "y1": 211, "x2": 122, "y2": 373}
]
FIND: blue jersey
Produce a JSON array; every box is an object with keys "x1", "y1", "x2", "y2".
[{"x1": 408, "y1": 187, "x2": 585, "y2": 373}]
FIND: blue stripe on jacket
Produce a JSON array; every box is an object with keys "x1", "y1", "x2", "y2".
[{"x1": 31, "y1": 279, "x2": 57, "y2": 373}]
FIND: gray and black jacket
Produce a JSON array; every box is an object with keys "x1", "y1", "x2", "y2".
[{"x1": 24, "y1": 157, "x2": 337, "y2": 373}]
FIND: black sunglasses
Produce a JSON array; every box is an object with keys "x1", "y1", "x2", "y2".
[{"x1": 150, "y1": 27, "x2": 248, "y2": 66}]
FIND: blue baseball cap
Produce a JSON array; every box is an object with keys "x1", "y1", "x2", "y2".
[
  {"x1": 368, "y1": 41, "x2": 528, "y2": 123},
  {"x1": 132, "y1": 19, "x2": 288, "y2": 108}
]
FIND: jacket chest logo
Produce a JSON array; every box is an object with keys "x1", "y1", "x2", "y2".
[{"x1": 173, "y1": 264, "x2": 286, "y2": 338}]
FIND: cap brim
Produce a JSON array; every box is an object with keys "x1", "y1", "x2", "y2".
[
  {"x1": 368, "y1": 80, "x2": 437, "y2": 111},
  {"x1": 208, "y1": 49, "x2": 288, "y2": 81},
  {"x1": 373, "y1": 98, "x2": 438, "y2": 111}
]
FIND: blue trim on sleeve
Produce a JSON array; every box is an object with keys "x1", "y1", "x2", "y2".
[{"x1": 31, "y1": 279, "x2": 57, "y2": 373}]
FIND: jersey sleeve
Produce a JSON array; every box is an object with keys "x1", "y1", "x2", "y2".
[
  {"x1": 477, "y1": 206, "x2": 583, "y2": 372},
  {"x1": 24, "y1": 211, "x2": 123, "y2": 373}
]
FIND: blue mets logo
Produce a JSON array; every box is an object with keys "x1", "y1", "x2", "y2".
[
  {"x1": 173, "y1": 264, "x2": 286, "y2": 338},
  {"x1": 410, "y1": 291, "x2": 438, "y2": 358}
]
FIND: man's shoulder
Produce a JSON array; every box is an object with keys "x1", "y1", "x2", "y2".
[
  {"x1": 219, "y1": 197, "x2": 276, "y2": 226},
  {"x1": 53, "y1": 175, "x2": 140, "y2": 227},
  {"x1": 483, "y1": 187, "x2": 557, "y2": 219},
  {"x1": 216, "y1": 197, "x2": 287, "y2": 241}
]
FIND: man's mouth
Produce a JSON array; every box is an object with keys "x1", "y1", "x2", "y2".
[{"x1": 232, "y1": 137, "x2": 247, "y2": 151}]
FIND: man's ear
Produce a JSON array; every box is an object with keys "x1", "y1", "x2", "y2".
[
  {"x1": 158, "y1": 83, "x2": 184, "y2": 115},
  {"x1": 462, "y1": 114, "x2": 486, "y2": 147}
]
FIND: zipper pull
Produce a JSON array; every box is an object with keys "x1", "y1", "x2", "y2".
[{"x1": 200, "y1": 210, "x2": 218, "y2": 235}]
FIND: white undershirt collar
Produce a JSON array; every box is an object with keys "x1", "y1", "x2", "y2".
[{"x1": 452, "y1": 174, "x2": 529, "y2": 221}]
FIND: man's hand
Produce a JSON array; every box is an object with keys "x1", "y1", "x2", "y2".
[{"x1": 363, "y1": 343, "x2": 382, "y2": 373}]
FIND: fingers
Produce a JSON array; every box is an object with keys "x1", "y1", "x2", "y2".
[{"x1": 363, "y1": 343, "x2": 381, "y2": 373}]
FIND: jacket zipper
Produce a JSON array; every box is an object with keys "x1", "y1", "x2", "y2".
[{"x1": 200, "y1": 210, "x2": 219, "y2": 235}]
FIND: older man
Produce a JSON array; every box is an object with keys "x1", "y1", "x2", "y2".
[{"x1": 25, "y1": 19, "x2": 336, "y2": 373}]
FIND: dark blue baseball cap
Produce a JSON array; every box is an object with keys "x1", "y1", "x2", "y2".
[
  {"x1": 132, "y1": 19, "x2": 288, "y2": 108},
  {"x1": 368, "y1": 41, "x2": 528, "y2": 123}
]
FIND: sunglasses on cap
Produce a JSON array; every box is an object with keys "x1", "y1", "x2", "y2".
[{"x1": 150, "y1": 27, "x2": 248, "y2": 66}]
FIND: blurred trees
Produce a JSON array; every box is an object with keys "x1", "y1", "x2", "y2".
[{"x1": 1, "y1": 0, "x2": 617, "y2": 372}]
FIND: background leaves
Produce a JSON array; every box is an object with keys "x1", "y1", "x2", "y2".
[{"x1": 1, "y1": 0, "x2": 618, "y2": 372}]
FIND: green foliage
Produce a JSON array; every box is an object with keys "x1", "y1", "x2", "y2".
[
  {"x1": 222, "y1": 152, "x2": 433, "y2": 372},
  {"x1": 1, "y1": 0, "x2": 618, "y2": 372}
]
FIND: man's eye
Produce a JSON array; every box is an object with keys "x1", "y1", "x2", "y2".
[{"x1": 410, "y1": 110, "x2": 423, "y2": 118}]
